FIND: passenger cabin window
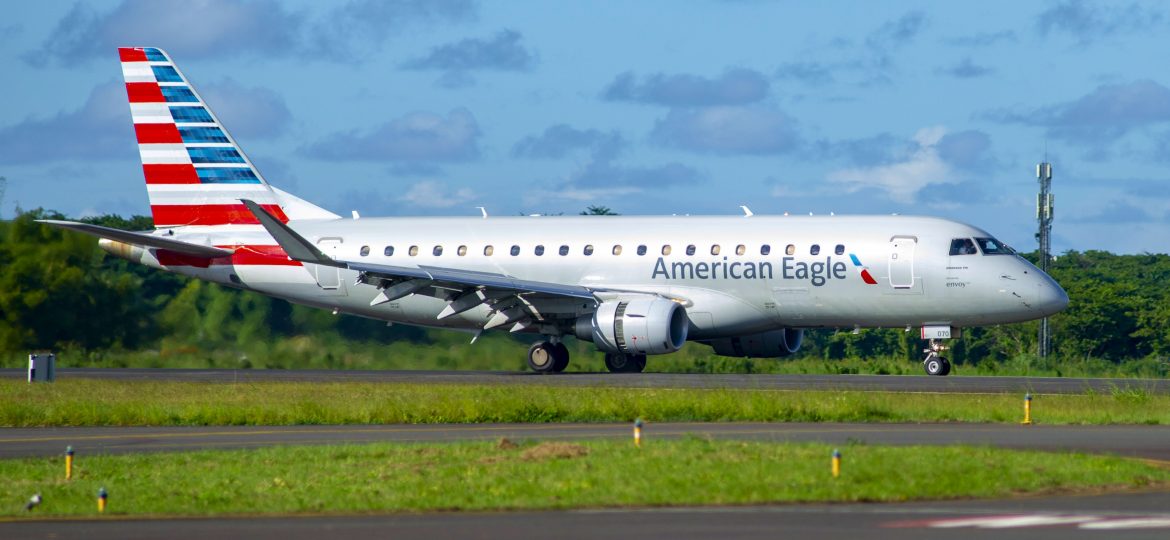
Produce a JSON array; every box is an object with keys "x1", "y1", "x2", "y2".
[
  {"x1": 384, "y1": 246, "x2": 394, "y2": 256},
  {"x1": 735, "y1": 244, "x2": 746, "y2": 256},
  {"x1": 637, "y1": 245, "x2": 647, "y2": 256},
  {"x1": 535, "y1": 245, "x2": 545, "y2": 256},
  {"x1": 686, "y1": 245, "x2": 696, "y2": 256},
  {"x1": 584, "y1": 244, "x2": 594, "y2": 256},
  {"x1": 510, "y1": 245, "x2": 521, "y2": 256},
  {"x1": 457, "y1": 245, "x2": 467, "y2": 256},
  {"x1": 786, "y1": 244, "x2": 795, "y2": 256},
  {"x1": 949, "y1": 238, "x2": 978, "y2": 256},
  {"x1": 975, "y1": 237, "x2": 1014, "y2": 255},
  {"x1": 433, "y1": 246, "x2": 443, "y2": 256},
  {"x1": 559, "y1": 245, "x2": 569, "y2": 256},
  {"x1": 484, "y1": 245, "x2": 494, "y2": 256},
  {"x1": 710, "y1": 245, "x2": 721, "y2": 256},
  {"x1": 360, "y1": 245, "x2": 370, "y2": 257},
  {"x1": 612, "y1": 245, "x2": 623, "y2": 255},
  {"x1": 409, "y1": 245, "x2": 419, "y2": 257},
  {"x1": 835, "y1": 244, "x2": 845, "y2": 255},
  {"x1": 810, "y1": 244, "x2": 820, "y2": 255},
  {"x1": 761, "y1": 244, "x2": 771, "y2": 255},
  {"x1": 662, "y1": 245, "x2": 672, "y2": 256}
]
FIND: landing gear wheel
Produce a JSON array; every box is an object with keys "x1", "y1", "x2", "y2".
[
  {"x1": 922, "y1": 339, "x2": 952, "y2": 376},
  {"x1": 527, "y1": 341, "x2": 558, "y2": 373},
  {"x1": 604, "y1": 353, "x2": 647, "y2": 373},
  {"x1": 550, "y1": 343, "x2": 570, "y2": 373},
  {"x1": 924, "y1": 355, "x2": 951, "y2": 376},
  {"x1": 631, "y1": 355, "x2": 647, "y2": 373}
]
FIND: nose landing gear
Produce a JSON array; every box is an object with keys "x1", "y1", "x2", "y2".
[{"x1": 923, "y1": 339, "x2": 952, "y2": 376}]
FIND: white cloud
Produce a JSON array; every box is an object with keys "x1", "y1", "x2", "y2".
[
  {"x1": 651, "y1": 105, "x2": 799, "y2": 155},
  {"x1": 303, "y1": 108, "x2": 480, "y2": 162},
  {"x1": 27, "y1": 0, "x2": 475, "y2": 65},
  {"x1": 825, "y1": 126, "x2": 957, "y2": 203},
  {"x1": 398, "y1": 180, "x2": 476, "y2": 208},
  {"x1": 522, "y1": 186, "x2": 641, "y2": 206}
]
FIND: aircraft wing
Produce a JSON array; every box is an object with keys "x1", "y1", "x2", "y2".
[
  {"x1": 345, "y1": 261, "x2": 597, "y2": 299},
  {"x1": 36, "y1": 220, "x2": 235, "y2": 258},
  {"x1": 242, "y1": 200, "x2": 599, "y2": 326}
]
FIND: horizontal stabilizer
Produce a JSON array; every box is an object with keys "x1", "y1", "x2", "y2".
[{"x1": 37, "y1": 220, "x2": 234, "y2": 258}]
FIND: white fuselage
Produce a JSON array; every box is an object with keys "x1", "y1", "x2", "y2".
[{"x1": 116, "y1": 214, "x2": 1069, "y2": 339}]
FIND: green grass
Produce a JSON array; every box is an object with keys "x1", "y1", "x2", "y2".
[
  {"x1": 7, "y1": 334, "x2": 1170, "y2": 378},
  {"x1": 2, "y1": 380, "x2": 1169, "y2": 427},
  {"x1": 1, "y1": 440, "x2": 1166, "y2": 517}
]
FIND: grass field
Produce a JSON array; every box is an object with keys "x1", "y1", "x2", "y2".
[
  {"x1": 2, "y1": 439, "x2": 1166, "y2": 517},
  {"x1": 7, "y1": 334, "x2": 1169, "y2": 378},
  {"x1": 2, "y1": 380, "x2": 1167, "y2": 427}
]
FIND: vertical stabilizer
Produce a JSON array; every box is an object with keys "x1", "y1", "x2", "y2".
[{"x1": 118, "y1": 47, "x2": 338, "y2": 227}]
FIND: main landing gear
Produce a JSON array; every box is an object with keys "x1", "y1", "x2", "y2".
[
  {"x1": 923, "y1": 339, "x2": 952, "y2": 376},
  {"x1": 604, "y1": 353, "x2": 647, "y2": 374},
  {"x1": 526, "y1": 339, "x2": 648, "y2": 374},
  {"x1": 527, "y1": 340, "x2": 570, "y2": 374}
]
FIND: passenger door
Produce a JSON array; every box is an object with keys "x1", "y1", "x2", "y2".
[
  {"x1": 888, "y1": 236, "x2": 916, "y2": 289},
  {"x1": 313, "y1": 238, "x2": 343, "y2": 290}
]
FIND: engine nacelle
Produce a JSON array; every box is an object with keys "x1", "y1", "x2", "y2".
[
  {"x1": 706, "y1": 328, "x2": 804, "y2": 358},
  {"x1": 576, "y1": 298, "x2": 688, "y2": 355}
]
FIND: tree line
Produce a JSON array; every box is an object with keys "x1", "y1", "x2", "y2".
[{"x1": 2, "y1": 208, "x2": 1168, "y2": 368}]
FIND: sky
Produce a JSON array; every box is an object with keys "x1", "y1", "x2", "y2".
[{"x1": 2, "y1": 0, "x2": 1169, "y2": 254}]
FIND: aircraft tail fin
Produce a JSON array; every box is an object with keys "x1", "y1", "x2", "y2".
[{"x1": 118, "y1": 47, "x2": 338, "y2": 228}]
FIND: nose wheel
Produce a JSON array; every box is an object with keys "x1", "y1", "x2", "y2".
[{"x1": 923, "y1": 339, "x2": 952, "y2": 376}]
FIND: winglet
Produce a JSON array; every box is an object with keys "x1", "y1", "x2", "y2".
[{"x1": 241, "y1": 199, "x2": 342, "y2": 267}]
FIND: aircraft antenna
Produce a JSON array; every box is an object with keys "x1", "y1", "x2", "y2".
[{"x1": 1036, "y1": 160, "x2": 1054, "y2": 359}]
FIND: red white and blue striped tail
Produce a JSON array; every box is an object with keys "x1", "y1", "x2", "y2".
[{"x1": 119, "y1": 47, "x2": 337, "y2": 228}]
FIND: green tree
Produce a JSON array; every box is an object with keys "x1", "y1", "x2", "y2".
[
  {"x1": 0, "y1": 210, "x2": 146, "y2": 351},
  {"x1": 580, "y1": 205, "x2": 618, "y2": 215}
]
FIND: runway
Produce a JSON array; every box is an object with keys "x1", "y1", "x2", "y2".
[
  {"x1": 4, "y1": 368, "x2": 1168, "y2": 394},
  {"x1": 5, "y1": 493, "x2": 1170, "y2": 540}
]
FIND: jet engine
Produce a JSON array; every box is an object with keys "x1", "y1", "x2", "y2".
[
  {"x1": 705, "y1": 328, "x2": 804, "y2": 358},
  {"x1": 576, "y1": 298, "x2": 689, "y2": 355}
]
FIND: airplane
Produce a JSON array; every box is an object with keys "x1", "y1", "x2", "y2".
[{"x1": 40, "y1": 47, "x2": 1069, "y2": 376}]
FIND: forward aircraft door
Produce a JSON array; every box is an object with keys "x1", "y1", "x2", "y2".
[
  {"x1": 314, "y1": 238, "x2": 343, "y2": 290},
  {"x1": 888, "y1": 236, "x2": 916, "y2": 289}
]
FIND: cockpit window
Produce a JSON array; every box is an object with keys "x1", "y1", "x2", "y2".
[
  {"x1": 949, "y1": 238, "x2": 977, "y2": 256},
  {"x1": 975, "y1": 237, "x2": 1014, "y2": 255}
]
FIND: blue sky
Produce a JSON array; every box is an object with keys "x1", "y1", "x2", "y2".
[{"x1": 2, "y1": 0, "x2": 1169, "y2": 253}]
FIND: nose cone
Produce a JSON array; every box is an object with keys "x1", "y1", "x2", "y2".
[{"x1": 1035, "y1": 273, "x2": 1069, "y2": 317}]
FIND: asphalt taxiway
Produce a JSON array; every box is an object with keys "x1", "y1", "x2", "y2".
[
  {"x1": 3, "y1": 368, "x2": 1168, "y2": 394},
  {"x1": 5, "y1": 492, "x2": 1170, "y2": 540},
  {"x1": 2, "y1": 422, "x2": 1170, "y2": 460}
]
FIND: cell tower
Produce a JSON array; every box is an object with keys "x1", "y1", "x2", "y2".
[{"x1": 1036, "y1": 162, "x2": 1054, "y2": 358}]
